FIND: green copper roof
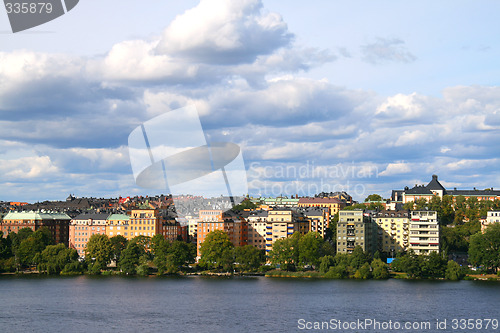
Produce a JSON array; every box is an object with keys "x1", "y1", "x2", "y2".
[
  {"x1": 3, "y1": 211, "x2": 71, "y2": 220},
  {"x1": 107, "y1": 214, "x2": 130, "y2": 221}
]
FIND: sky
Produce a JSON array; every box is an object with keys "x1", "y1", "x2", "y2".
[{"x1": 0, "y1": 0, "x2": 500, "y2": 202}]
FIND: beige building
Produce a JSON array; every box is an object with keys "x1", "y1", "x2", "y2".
[
  {"x1": 265, "y1": 209, "x2": 309, "y2": 254},
  {"x1": 300, "y1": 207, "x2": 330, "y2": 238},
  {"x1": 247, "y1": 210, "x2": 268, "y2": 250},
  {"x1": 372, "y1": 210, "x2": 409, "y2": 255},
  {"x1": 409, "y1": 211, "x2": 439, "y2": 254}
]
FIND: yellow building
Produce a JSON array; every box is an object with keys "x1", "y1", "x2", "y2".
[
  {"x1": 298, "y1": 197, "x2": 345, "y2": 216},
  {"x1": 372, "y1": 210, "x2": 409, "y2": 254},
  {"x1": 127, "y1": 209, "x2": 162, "y2": 240},
  {"x1": 106, "y1": 214, "x2": 130, "y2": 239}
]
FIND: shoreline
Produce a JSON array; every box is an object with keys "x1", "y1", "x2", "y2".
[{"x1": 1, "y1": 271, "x2": 499, "y2": 281}]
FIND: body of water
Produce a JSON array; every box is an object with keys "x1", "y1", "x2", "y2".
[{"x1": 0, "y1": 275, "x2": 499, "y2": 332}]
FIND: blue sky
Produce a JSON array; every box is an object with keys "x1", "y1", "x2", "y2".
[{"x1": 1, "y1": 0, "x2": 500, "y2": 202}]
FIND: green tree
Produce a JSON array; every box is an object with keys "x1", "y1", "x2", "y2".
[
  {"x1": 403, "y1": 201, "x2": 414, "y2": 210},
  {"x1": 109, "y1": 235, "x2": 128, "y2": 262},
  {"x1": 298, "y1": 232, "x2": 324, "y2": 268},
  {"x1": 371, "y1": 258, "x2": 389, "y2": 279},
  {"x1": 365, "y1": 194, "x2": 383, "y2": 202},
  {"x1": 414, "y1": 198, "x2": 428, "y2": 210},
  {"x1": 354, "y1": 262, "x2": 372, "y2": 279},
  {"x1": 17, "y1": 237, "x2": 42, "y2": 267},
  {"x1": 85, "y1": 234, "x2": 112, "y2": 273},
  {"x1": 151, "y1": 235, "x2": 170, "y2": 274},
  {"x1": 37, "y1": 243, "x2": 80, "y2": 275},
  {"x1": 268, "y1": 232, "x2": 301, "y2": 271},
  {"x1": 199, "y1": 230, "x2": 234, "y2": 271},
  {"x1": 234, "y1": 245, "x2": 265, "y2": 272},
  {"x1": 445, "y1": 260, "x2": 465, "y2": 280},
  {"x1": 440, "y1": 195, "x2": 455, "y2": 225},
  {"x1": 392, "y1": 250, "x2": 424, "y2": 278},
  {"x1": 318, "y1": 255, "x2": 335, "y2": 274},
  {"x1": 350, "y1": 246, "x2": 371, "y2": 270},
  {"x1": 469, "y1": 224, "x2": 500, "y2": 272},
  {"x1": 168, "y1": 240, "x2": 196, "y2": 271},
  {"x1": 16, "y1": 228, "x2": 54, "y2": 268},
  {"x1": 325, "y1": 265, "x2": 348, "y2": 279},
  {"x1": 119, "y1": 241, "x2": 144, "y2": 275},
  {"x1": 423, "y1": 251, "x2": 447, "y2": 278},
  {"x1": 0, "y1": 231, "x2": 12, "y2": 259},
  {"x1": 130, "y1": 235, "x2": 152, "y2": 254},
  {"x1": 320, "y1": 241, "x2": 336, "y2": 257},
  {"x1": 17, "y1": 227, "x2": 34, "y2": 242},
  {"x1": 231, "y1": 199, "x2": 258, "y2": 211}
]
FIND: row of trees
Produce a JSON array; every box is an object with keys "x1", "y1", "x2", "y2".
[
  {"x1": 267, "y1": 233, "x2": 390, "y2": 279},
  {"x1": 198, "y1": 230, "x2": 266, "y2": 272},
  {"x1": 83, "y1": 234, "x2": 197, "y2": 275},
  {"x1": 391, "y1": 250, "x2": 466, "y2": 280},
  {"x1": 0, "y1": 228, "x2": 197, "y2": 275},
  {"x1": 0, "y1": 228, "x2": 71, "y2": 272}
]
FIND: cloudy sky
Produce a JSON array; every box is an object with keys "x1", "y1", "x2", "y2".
[{"x1": 1, "y1": 0, "x2": 500, "y2": 202}]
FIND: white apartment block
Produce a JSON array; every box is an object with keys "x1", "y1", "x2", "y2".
[{"x1": 409, "y1": 211, "x2": 439, "y2": 254}]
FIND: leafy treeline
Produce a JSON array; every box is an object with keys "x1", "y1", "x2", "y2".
[
  {"x1": 266, "y1": 232, "x2": 389, "y2": 279},
  {"x1": 83, "y1": 234, "x2": 197, "y2": 275},
  {"x1": 198, "y1": 230, "x2": 266, "y2": 272},
  {"x1": 403, "y1": 195, "x2": 500, "y2": 225},
  {"x1": 0, "y1": 228, "x2": 75, "y2": 273},
  {"x1": 391, "y1": 250, "x2": 466, "y2": 280},
  {"x1": 0, "y1": 228, "x2": 197, "y2": 276},
  {"x1": 468, "y1": 223, "x2": 500, "y2": 273}
]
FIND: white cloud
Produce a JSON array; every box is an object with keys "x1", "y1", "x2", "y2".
[
  {"x1": 0, "y1": 156, "x2": 59, "y2": 179},
  {"x1": 361, "y1": 37, "x2": 416, "y2": 64},
  {"x1": 156, "y1": 0, "x2": 292, "y2": 64},
  {"x1": 379, "y1": 162, "x2": 411, "y2": 176}
]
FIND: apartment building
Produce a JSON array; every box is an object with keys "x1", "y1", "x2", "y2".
[
  {"x1": 298, "y1": 197, "x2": 345, "y2": 215},
  {"x1": 2, "y1": 211, "x2": 71, "y2": 246},
  {"x1": 196, "y1": 210, "x2": 248, "y2": 256},
  {"x1": 300, "y1": 207, "x2": 330, "y2": 238},
  {"x1": 265, "y1": 209, "x2": 309, "y2": 253},
  {"x1": 106, "y1": 214, "x2": 130, "y2": 238},
  {"x1": 69, "y1": 213, "x2": 110, "y2": 256},
  {"x1": 336, "y1": 210, "x2": 377, "y2": 254},
  {"x1": 247, "y1": 210, "x2": 268, "y2": 250},
  {"x1": 409, "y1": 211, "x2": 439, "y2": 254},
  {"x1": 483, "y1": 211, "x2": 500, "y2": 233},
  {"x1": 372, "y1": 210, "x2": 409, "y2": 254},
  {"x1": 128, "y1": 209, "x2": 163, "y2": 240}
]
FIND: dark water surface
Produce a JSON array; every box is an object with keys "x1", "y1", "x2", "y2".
[{"x1": 0, "y1": 275, "x2": 499, "y2": 332}]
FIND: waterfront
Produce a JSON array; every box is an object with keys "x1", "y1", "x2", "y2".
[{"x1": 0, "y1": 276, "x2": 499, "y2": 332}]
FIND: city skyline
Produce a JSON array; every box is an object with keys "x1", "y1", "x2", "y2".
[{"x1": 1, "y1": 0, "x2": 500, "y2": 202}]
